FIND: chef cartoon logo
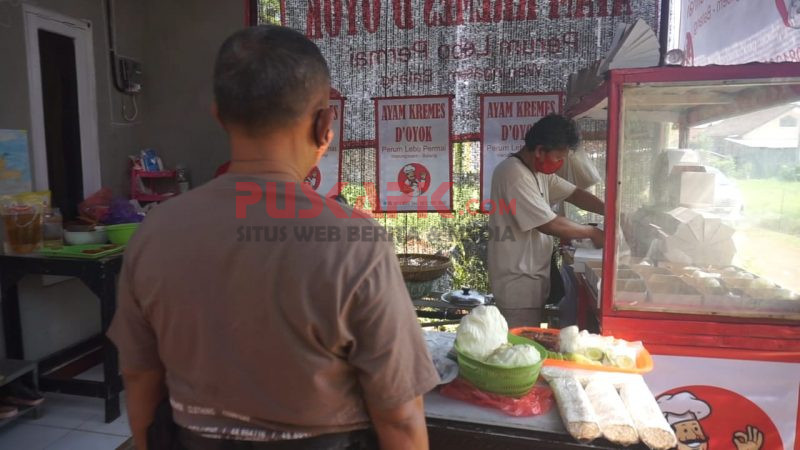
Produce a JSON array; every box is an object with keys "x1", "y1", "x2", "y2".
[
  {"x1": 397, "y1": 163, "x2": 430, "y2": 197},
  {"x1": 776, "y1": 0, "x2": 800, "y2": 28},
  {"x1": 304, "y1": 166, "x2": 321, "y2": 190},
  {"x1": 657, "y1": 386, "x2": 782, "y2": 450}
]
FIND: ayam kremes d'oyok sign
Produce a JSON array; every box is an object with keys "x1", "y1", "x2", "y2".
[{"x1": 303, "y1": 0, "x2": 636, "y2": 39}]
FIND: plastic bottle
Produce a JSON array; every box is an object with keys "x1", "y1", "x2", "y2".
[
  {"x1": 43, "y1": 207, "x2": 63, "y2": 249},
  {"x1": 175, "y1": 164, "x2": 191, "y2": 193}
]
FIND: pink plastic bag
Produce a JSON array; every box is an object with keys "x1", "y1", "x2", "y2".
[
  {"x1": 439, "y1": 378, "x2": 554, "y2": 417},
  {"x1": 78, "y1": 188, "x2": 113, "y2": 223}
]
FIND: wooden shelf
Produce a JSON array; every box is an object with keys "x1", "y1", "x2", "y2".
[
  {"x1": 132, "y1": 170, "x2": 175, "y2": 178},
  {"x1": 132, "y1": 193, "x2": 176, "y2": 202}
]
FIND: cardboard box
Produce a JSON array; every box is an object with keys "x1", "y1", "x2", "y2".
[
  {"x1": 616, "y1": 279, "x2": 647, "y2": 305},
  {"x1": 647, "y1": 276, "x2": 702, "y2": 306},
  {"x1": 679, "y1": 172, "x2": 716, "y2": 208}
]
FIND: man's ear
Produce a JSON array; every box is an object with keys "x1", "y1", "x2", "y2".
[{"x1": 314, "y1": 107, "x2": 335, "y2": 149}]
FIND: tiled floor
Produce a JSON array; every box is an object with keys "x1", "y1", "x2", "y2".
[{"x1": 0, "y1": 365, "x2": 131, "y2": 449}]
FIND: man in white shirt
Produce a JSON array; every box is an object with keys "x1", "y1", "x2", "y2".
[{"x1": 488, "y1": 114, "x2": 605, "y2": 327}]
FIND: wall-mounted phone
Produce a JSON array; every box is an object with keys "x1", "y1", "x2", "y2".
[{"x1": 118, "y1": 56, "x2": 142, "y2": 94}]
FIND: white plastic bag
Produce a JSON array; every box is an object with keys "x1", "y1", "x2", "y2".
[{"x1": 569, "y1": 148, "x2": 602, "y2": 190}]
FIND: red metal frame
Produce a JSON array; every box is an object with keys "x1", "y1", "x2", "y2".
[
  {"x1": 477, "y1": 92, "x2": 564, "y2": 213},
  {"x1": 373, "y1": 95, "x2": 454, "y2": 214},
  {"x1": 245, "y1": 0, "x2": 254, "y2": 26},
  {"x1": 581, "y1": 63, "x2": 800, "y2": 356}
]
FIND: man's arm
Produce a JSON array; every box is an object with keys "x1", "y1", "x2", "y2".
[
  {"x1": 565, "y1": 188, "x2": 605, "y2": 216},
  {"x1": 367, "y1": 396, "x2": 428, "y2": 450},
  {"x1": 122, "y1": 368, "x2": 167, "y2": 450},
  {"x1": 538, "y1": 216, "x2": 604, "y2": 248}
]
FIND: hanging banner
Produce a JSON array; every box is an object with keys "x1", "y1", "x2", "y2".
[
  {"x1": 304, "y1": 95, "x2": 344, "y2": 197},
  {"x1": 645, "y1": 355, "x2": 800, "y2": 450},
  {"x1": 479, "y1": 93, "x2": 562, "y2": 209},
  {"x1": 281, "y1": 0, "x2": 659, "y2": 142},
  {"x1": 679, "y1": 0, "x2": 800, "y2": 66},
  {"x1": 375, "y1": 96, "x2": 452, "y2": 212}
]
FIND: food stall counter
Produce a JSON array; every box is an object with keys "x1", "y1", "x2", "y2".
[{"x1": 425, "y1": 390, "x2": 648, "y2": 449}]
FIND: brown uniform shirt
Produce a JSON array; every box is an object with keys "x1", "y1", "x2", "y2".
[{"x1": 108, "y1": 173, "x2": 439, "y2": 440}]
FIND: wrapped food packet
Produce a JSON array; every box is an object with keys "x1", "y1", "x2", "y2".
[
  {"x1": 549, "y1": 376, "x2": 601, "y2": 443},
  {"x1": 619, "y1": 377, "x2": 677, "y2": 450},
  {"x1": 585, "y1": 380, "x2": 638, "y2": 446}
]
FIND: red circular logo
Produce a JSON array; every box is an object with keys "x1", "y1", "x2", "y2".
[
  {"x1": 397, "y1": 163, "x2": 431, "y2": 196},
  {"x1": 657, "y1": 386, "x2": 782, "y2": 450},
  {"x1": 776, "y1": 0, "x2": 800, "y2": 28},
  {"x1": 684, "y1": 32, "x2": 695, "y2": 66},
  {"x1": 304, "y1": 167, "x2": 321, "y2": 190}
]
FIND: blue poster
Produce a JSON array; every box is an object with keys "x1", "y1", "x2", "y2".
[{"x1": 0, "y1": 130, "x2": 32, "y2": 195}]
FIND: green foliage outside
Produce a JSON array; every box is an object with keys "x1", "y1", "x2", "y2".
[
  {"x1": 257, "y1": 0, "x2": 281, "y2": 24},
  {"x1": 340, "y1": 143, "x2": 491, "y2": 293},
  {"x1": 737, "y1": 178, "x2": 800, "y2": 236}
]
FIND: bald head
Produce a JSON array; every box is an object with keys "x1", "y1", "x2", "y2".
[{"x1": 213, "y1": 25, "x2": 330, "y2": 135}]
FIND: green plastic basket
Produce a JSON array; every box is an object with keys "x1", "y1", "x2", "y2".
[
  {"x1": 105, "y1": 223, "x2": 140, "y2": 245},
  {"x1": 454, "y1": 333, "x2": 546, "y2": 397}
]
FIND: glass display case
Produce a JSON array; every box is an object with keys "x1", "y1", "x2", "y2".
[{"x1": 568, "y1": 63, "x2": 800, "y2": 352}]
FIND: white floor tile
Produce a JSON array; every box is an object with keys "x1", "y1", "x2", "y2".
[
  {"x1": 78, "y1": 411, "x2": 131, "y2": 437},
  {"x1": 21, "y1": 393, "x2": 101, "y2": 430},
  {"x1": 45, "y1": 430, "x2": 127, "y2": 450},
  {"x1": 0, "y1": 423, "x2": 71, "y2": 450}
]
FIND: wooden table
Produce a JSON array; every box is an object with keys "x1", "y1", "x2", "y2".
[
  {"x1": 425, "y1": 391, "x2": 647, "y2": 450},
  {"x1": 0, "y1": 252, "x2": 123, "y2": 423}
]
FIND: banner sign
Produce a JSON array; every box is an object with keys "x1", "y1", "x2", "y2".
[
  {"x1": 375, "y1": 96, "x2": 452, "y2": 212},
  {"x1": 304, "y1": 96, "x2": 345, "y2": 197},
  {"x1": 679, "y1": 0, "x2": 800, "y2": 66},
  {"x1": 646, "y1": 355, "x2": 800, "y2": 450},
  {"x1": 480, "y1": 92, "x2": 562, "y2": 208},
  {"x1": 282, "y1": 0, "x2": 659, "y2": 142}
]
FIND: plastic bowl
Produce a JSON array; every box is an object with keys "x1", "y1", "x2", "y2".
[
  {"x1": 454, "y1": 334, "x2": 546, "y2": 397},
  {"x1": 105, "y1": 223, "x2": 140, "y2": 245},
  {"x1": 64, "y1": 228, "x2": 108, "y2": 245}
]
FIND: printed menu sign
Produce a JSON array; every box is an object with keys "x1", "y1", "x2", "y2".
[
  {"x1": 480, "y1": 93, "x2": 562, "y2": 209},
  {"x1": 375, "y1": 96, "x2": 452, "y2": 212}
]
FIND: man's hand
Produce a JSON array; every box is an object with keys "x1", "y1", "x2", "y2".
[
  {"x1": 589, "y1": 226, "x2": 604, "y2": 249},
  {"x1": 122, "y1": 368, "x2": 167, "y2": 450},
  {"x1": 733, "y1": 425, "x2": 764, "y2": 450},
  {"x1": 367, "y1": 395, "x2": 428, "y2": 450},
  {"x1": 538, "y1": 217, "x2": 604, "y2": 248},
  {"x1": 565, "y1": 188, "x2": 604, "y2": 216}
]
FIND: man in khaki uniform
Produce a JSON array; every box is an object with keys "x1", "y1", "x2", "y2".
[
  {"x1": 108, "y1": 26, "x2": 439, "y2": 450},
  {"x1": 488, "y1": 114, "x2": 605, "y2": 327}
]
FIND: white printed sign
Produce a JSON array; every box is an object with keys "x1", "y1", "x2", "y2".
[
  {"x1": 480, "y1": 93, "x2": 562, "y2": 209},
  {"x1": 375, "y1": 96, "x2": 452, "y2": 213},
  {"x1": 679, "y1": 0, "x2": 800, "y2": 65},
  {"x1": 304, "y1": 96, "x2": 344, "y2": 197},
  {"x1": 645, "y1": 354, "x2": 800, "y2": 450}
]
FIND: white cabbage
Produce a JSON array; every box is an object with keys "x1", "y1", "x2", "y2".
[
  {"x1": 559, "y1": 325, "x2": 580, "y2": 353},
  {"x1": 455, "y1": 305, "x2": 508, "y2": 360},
  {"x1": 485, "y1": 344, "x2": 542, "y2": 368}
]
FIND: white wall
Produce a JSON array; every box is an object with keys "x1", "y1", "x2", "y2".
[{"x1": 0, "y1": 0, "x2": 243, "y2": 361}]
